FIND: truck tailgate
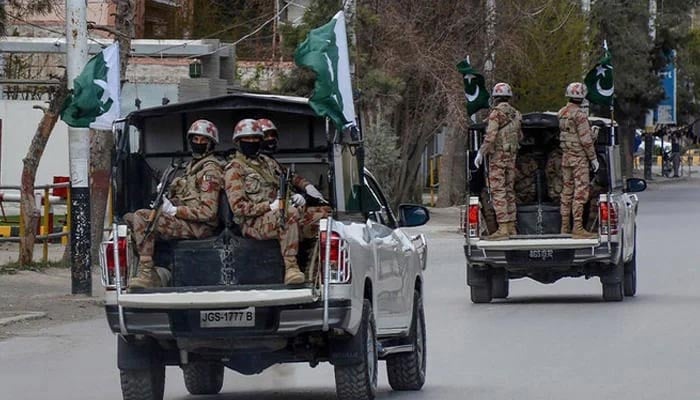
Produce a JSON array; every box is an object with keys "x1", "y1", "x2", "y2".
[
  {"x1": 475, "y1": 237, "x2": 600, "y2": 250},
  {"x1": 115, "y1": 288, "x2": 317, "y2": 309}
]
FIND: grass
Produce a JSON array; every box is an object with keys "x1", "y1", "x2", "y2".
[{"x1": 0, "y1": 259, "x2": 69, "y2": 275}]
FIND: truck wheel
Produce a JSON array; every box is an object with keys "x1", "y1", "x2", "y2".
[
  {"x1": 335, "y1": 299, "x2": 378, "y2": 400},
  {"x1": 602, "y1": 261, "x2": 624, "y2": 302},
  {"x1": 491, "y1": 269, "x2": 509, "y2": 299},
  {"x1": 120, "y1": 361, "x2": 165, "y2": 400},
  {"x1": 470, "y1": 284, "x2": 492, "y2": 303},
  {"x1": 624, "y1": 241, "x2": 637, "y2": 297},
  {"x1": 386, "y1": 290, "x2": 426, "y2": 391},
  {"x1": 182, "y1": 361, "x2": 224, "y2": 395}
]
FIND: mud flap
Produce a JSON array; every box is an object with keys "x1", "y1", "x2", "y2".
[
  {"x1": 599, "y1": 261, "x2": 623, "y2": 285},
  {"x1": 329, "y1": 333, "x2": 365, "y2": 366},
  {"x1": 467, "y1": 264, "x2": 489, "y2": 287},
  {"x1": 117, "y1": 335, "x2": 162, "y2": 370}
]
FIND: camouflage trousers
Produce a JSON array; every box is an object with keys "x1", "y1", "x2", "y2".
[
  {"x1": 300, "y1": 205, "x2": 332, "y2": 239},
  {"x1": 560, "y1": 154, "x2": 590, "y2": 224},
  {"x1": 488, "y1": 152, "x2": 517, "y2": 223},
  {"x1": 124, "y1": 209, "x2": 215, "y2": 258}
]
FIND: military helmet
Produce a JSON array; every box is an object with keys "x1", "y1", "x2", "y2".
[
  {"x1": 187, "y1": 119, "x2": 219, "y2": 144},
  {"x1": 257, "y1": 118, "x2": 278, "y2": 135},
  {"x1": 566, "y1": 82, "x2": 587, "y2": 99},
  {"x1": 492, "y1": 82, "x2": 513, "y2": 98},
  {"x1": 233, "y1": 118, "x2": 263, "y2": 141}
]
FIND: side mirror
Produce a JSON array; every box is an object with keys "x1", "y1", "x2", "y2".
[
  {"x1": 398, "y1": 204, "x2": 430, "y2": 227},
  {"x1": 625, "y1": 178, "x2": 647, "y2": 193}
]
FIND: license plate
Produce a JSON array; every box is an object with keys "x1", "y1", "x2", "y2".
[
  {"x1": 200, "y1": 308, "x2": 255, "y2": 328},
  {"x1": 528, "y1": 249, "x2": 554, "y2": 261}
]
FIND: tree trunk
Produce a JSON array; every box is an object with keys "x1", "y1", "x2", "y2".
[
  {"x1": 19, "y1": 77, "x2": 69, "y2": 265},
  {"x1": 89, "y1": 0, "x2": 133, "y2": 266},
  {"x1": 436, "y1": 124, "x2": 466, "y2": 207},
  {"x1": 618, "y1": 121, "x2": 634, "y2": 178}
]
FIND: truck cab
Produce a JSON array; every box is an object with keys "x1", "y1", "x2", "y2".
[
  {"x1": 101, "y1": 92, "x2": 429, "y2": 400},
  {"x1": 463, "y1": 112, "x2": 646, "y2": 303}
]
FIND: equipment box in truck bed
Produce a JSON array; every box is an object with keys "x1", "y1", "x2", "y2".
[{"x1": 462, "y1": 112, "x2": 646, "y2": 303}]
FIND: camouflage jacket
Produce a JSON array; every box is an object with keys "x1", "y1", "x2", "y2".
[
  {"x1": 225, "y1": 153, "x2": 282, "y2": 225},
  {"x1": 267, "y1": 156, "x2": 313, "y2": 192},
  {"x1": 480, "y1": 102, "x2": 523, "y2": 156},
  {"x1": 168, "y1": 153, "x2": 224, "y2": 227},
  {"x1": 558, "y1": 103, "x2": 596, "y2": 161}
]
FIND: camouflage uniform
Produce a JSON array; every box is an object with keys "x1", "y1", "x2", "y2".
[
  {"x1": 515, "y1": 153, "x2": 538, "y2": 204},
  {"x1": 125, "y1": 154, "x2": 224, "y2": 258},
  {"x1": 558, "y1": 102, "x2": 596, "y2": 231},
  {"x1": 545, "y1": 148, "x2": 563, "y2": 203},
  {"x1": 479, "y1": 102, "x2": 523, "y2": 225}
]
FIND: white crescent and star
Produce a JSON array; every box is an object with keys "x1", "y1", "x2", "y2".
[
  {"x1": 464, "y1": 74, "x2": 479, "y2": 102},
  {"x1": 594, "y1": 65, "x2": 614, "y2": 97}
]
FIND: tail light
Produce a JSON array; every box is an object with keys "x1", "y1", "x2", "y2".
[
  {"x1": 467, "y1": 204, "x2": 479, "y2": 237},
  {"x1": 99, "y1": 228, "x2": 132, "y2": 288},
  {"x1": 599, "y1": 201, "x2": 618, "y2": 235},
  {"x1": 319, "y1": 231, "x2": 351, "y2": 284}
]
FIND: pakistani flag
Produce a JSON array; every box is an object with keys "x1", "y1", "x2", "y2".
[
  {"x1": 294, "y1": 11, "x2": 356, "y2": 132},
  {"x1": 584, "y1": 50, "x2": 614, "y2": 106},
  {"x1": 61, "y1": 42, "x2": 121, "y2": 130},
  {"x1": 457, "y1": 59, "x2": 489, "y2": 116}
]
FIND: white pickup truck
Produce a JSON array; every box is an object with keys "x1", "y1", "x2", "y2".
[
  {"x1": 463, "y1": 112, "x2": 646, "y2": 303},
  {"x1": 101, "y1": 93, "x2": 429, "y2": 400}
]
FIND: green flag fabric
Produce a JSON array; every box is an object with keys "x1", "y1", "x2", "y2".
[
  {"x1": 294, "y1": 11, "x2": 356, "y2": 132},
  {"x1": 457, "y1": 60, "x2": 490, "y2": 116},
  {"x1": 61, "y1": 42, "x2": 121, "y2": 130},
  {"x1": 584, "y1": 50, "x2": 614, "y2": 106}
]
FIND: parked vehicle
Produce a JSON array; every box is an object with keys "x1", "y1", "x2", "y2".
[
  {"x1": 101, "y1": 93, "x2": 430, "y2": 400},
  {"x1": 463, "y1": 112, "x2": 646, "y2": 303}
]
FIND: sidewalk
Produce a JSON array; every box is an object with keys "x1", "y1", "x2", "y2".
[{"x1": 0, "y1": 243, "x2": 104, "y2": 340}]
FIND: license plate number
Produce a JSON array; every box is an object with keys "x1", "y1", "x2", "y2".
[
  {"x1": 528, "y1": 249, "x2": 554, "y2": 260},
  {"x1": 200, "y1": 308, "x2": 255, "y2": 328}
]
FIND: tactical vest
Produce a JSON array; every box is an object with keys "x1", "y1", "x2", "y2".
[
  {"x1": 170, "y1": 154, "x2": 223, "y2": 226},
  {"x1": 493, "y1": 103, "x2": 521, "y2": 154},
  {"x1": 233, "y1": 153, "x2": 279, "y2": 224},
  {"x1": 558, "y1": 104, "x2": 588, "y2": 156}
]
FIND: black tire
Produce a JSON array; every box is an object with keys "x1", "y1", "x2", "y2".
[
  {"x1": 470, "y1": 284, "x2": 492, "y2": 303},
  {"x1": 491, "y1": 269, "x2": 509, "y2": 299},
  {"x1": 120, "y1": 362, "x2": 165, "y2": 400},
  {"x1": 386, "y1": 290, "x2": 427, "y2": 391},
  {"x1": 624, "y1": 233, "x2": 637, "y2": 297},
  {"x1": 335, "y1": 299, "x2": 378, "y2": 400},
  {"x1": 182, "y1": 361, "x2": 224, "y2": 395}
]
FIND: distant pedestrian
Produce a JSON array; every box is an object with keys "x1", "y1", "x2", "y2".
[{"x1": 672, "y1": 133, "x2": 681, "y2": 177}]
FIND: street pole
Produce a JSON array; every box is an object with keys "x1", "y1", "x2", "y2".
[
  {"x1": 66, "y1": 0, "x2": 92, "y2": 295},
  {"x1": 485, "y1": 0, "x2": 496, "y2": 85},
  {"x1": 644, "y1": 0, "x2": 657, "y2": 181}
]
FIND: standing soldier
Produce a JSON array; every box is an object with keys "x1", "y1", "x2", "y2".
[
  {"x1": 474, "y1": 82, "x2": 523, "y2": 240},
  {"x1": 224, "y1": 119, "x2": 307, "y2": 285},
  {"x1": 558, "y1": 82, "x2": 599, "y2": 238},
  {"x1": 257, "y1": 118, "x2": 330, "y2": 239},
  {"x1": 125, "y1": 119, "x2": 224, "y2": 289}
]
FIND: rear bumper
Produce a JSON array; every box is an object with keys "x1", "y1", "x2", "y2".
[{"x1": 104, "y1": 299, "x2": 361, "y2": 339}]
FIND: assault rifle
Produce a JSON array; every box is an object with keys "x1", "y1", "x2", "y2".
[
  {"x1": 143, "y1": 160, "x2": 182, "y2": 243},
  {"x1": 277, "y1": 164, "x2": 294, "y2": 228}
]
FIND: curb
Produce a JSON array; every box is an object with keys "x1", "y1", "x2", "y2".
[{"x1": 0, "y1": 311, "x2": 47, "y2": 327}]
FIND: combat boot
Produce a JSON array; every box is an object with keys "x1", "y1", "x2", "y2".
[
  {"x1": 571, "y1": 222, "x2": 597, "y2": 239},
  {"x1": 560, "y1": 219, "x2": 571, "y2": 235},
  {"x1": 484, "y1": 223, "x2": 510, "y2": 241},
  {"x1": 284, "y1": 257, "x2": 305, "y2": 285},
  {"x1": 507, "y1": 222, "x2": 518, "y2": 236},
  {"x1": 129, "y1": 259, "x2": 161, "y2": 290}
]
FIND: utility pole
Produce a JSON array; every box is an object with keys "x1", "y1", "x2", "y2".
[
  {"x1": 485, "y1": 0, "x2": 496, "y2": 86},
  {"x1": 644, "y1": 0, "x2": 657, "y2": 180},
  {"x1": 66, "y1": 0, "x2": 92, "y2": 295}
]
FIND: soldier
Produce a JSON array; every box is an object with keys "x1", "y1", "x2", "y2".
[
  {"x1": 224, "y1": 119, "x2": 307, "y2": 285},
  {"x1": 515, "y1": 154, "x2": 538, "y2": 204},
  {"x1": 558, "y1": 82, "x2": 599, "y2": 238},
  {"x1": 125, "y1": 119, "x2": 224, "y2": 289},
  {"x1": 257, "y1": 118, "x2": 331, "y2": 239},
  {"x1": 545, "y1": 148, "x2": 563, "y2": 203},
  {"x1": 474, "y1": 82, "x2": 523, "y2": 240}
]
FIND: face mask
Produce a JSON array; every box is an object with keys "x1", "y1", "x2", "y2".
[
  {"x1": 190, "y1": 139, "x2": 209, "y2": 158},
  {"x1": 260, "y1": 139, "x2": 278, "y2": 155},
  {"x1": 239, "y1": 141, "x2": 260, "y2": 158}
]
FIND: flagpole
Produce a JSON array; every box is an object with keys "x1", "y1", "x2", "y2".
[{"x1": 66, "y1": 0, "x2": 92, "y2": 295}]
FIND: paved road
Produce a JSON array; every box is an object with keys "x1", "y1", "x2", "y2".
[{"x1": 1, "y1": 181, "x2": 699, "y2": 399}]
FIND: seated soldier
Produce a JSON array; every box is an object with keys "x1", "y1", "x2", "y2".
[
  {"x1": 125, "y1": 119, "x2": 224, "y2": 289},
  {"x1": 224, "y1": 119, "x2": 311, "y2": 285},
  {"x1": 514, "y1": 153, "x2": 538, "y2": 204},
  {"x1": 257, "y1": 118, "x2": 331, "y2": 240},
  {"x1": 545, "y1": 148, "x2": 563, "y2": 204}
]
